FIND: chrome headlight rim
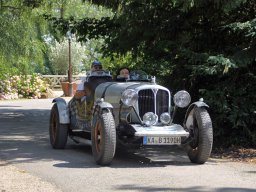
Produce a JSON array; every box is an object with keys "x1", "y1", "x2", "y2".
[
  {"x1": 121, "y1": 89, "x2": 138, "y2": 106},
  {"x1": 160, "y1": 112, "x2": 171, "y2": 125},
  {"x1": 143, "y1": 112, "x2": 158, "y2": 126},
  {"x1": 174, "y1": 90, "x2": 191, "y2": 108}
]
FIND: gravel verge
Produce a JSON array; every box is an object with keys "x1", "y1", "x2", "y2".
[
  {"x1": 211, "y1": 147, "x2": 256, "y2": 164},
  {"x1": 0, "y1": 161, "x2": 61, "y2": 192}
]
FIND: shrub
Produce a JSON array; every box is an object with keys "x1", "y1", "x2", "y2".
[
  {"x1": 200, "y1": 71, "x2": 256, "y2": 148},
  {"x1": 0, "y1": 74, "x2": 49, "y2": 99}
]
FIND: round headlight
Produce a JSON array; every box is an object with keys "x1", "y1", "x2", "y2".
[
  {"x1": 143, "y1": 112, "x2": 158, "y2": 126},
  {"x1": 121, "y1": 89, "x2": 138, "y2": 106},
  {"x1": 160, "y1": 112, "x2": 171, "y2": 125},
  {"x1": 174, "y1": 90, "x2": 191, "y2": 108}
]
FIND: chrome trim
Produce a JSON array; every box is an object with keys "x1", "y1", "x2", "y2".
[{"x1": 131, "y1": 124, "x2": 189, "y2": 137}]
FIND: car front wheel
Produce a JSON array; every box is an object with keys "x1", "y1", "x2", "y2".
[
  {"x1": 91, "y1": 108, "x2": 116, "y2": 165},
  {"x1": 185, "y1": 107, "x2": 213, "y2": 164},
  {"x1": 49, "y1": 104, "x2": 68, "y2": 149}
]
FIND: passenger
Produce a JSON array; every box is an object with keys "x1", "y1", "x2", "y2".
[
  {"x1": 75, "y1": 60, "x2": 103, "y2": 99},
  {"x1": 116, "y1": 67, "x2": 130, "y2": 81},
  {"x1": 90, "y1": 60, "x2": 103, "y2": 72},
  {"x1": 70, "y1": 60, "x2": 103, "y2": 131}
]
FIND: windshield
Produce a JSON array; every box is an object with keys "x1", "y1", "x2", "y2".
[
  {"x1": 88, "y1": 70, "x2": 112, "y2": 77},
  {"x1": 129, "y1": 70, "x2": 150, "y2": 81}
]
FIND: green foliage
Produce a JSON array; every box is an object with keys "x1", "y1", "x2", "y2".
[
  {"x1": 42, "y1": 0, "x2": 116, "y2": 74},
  {"x1": 48, "y1": 38, "x2": 86, "y2": 75},
  {"x1": 1, "y1": 0, "x2": 255, "y2": 147},
  {"x1": 199, "y1": 69, "x2": 256, "y2": 147},
  {"x1": 0, "y1": 0, "x2": 114, "y2": 77},
  {"x1": 80, "y1": 38, "x2": 106, "y2": 71},
  {"x1": 0, "y1": 0, "x2": 49, "y2": 75},
  {"x1": 68, "y1": 0, "x2": 255, "y2": 147},
  {"x1": 97, "y1": 52, "x2": 138, "y2": 76},
  {"x1": 0, "y1": 62, "x2": 18, "y2": 80},
  {"x1": 42, "y1": 0, "x2": 112, "y2": 19}
]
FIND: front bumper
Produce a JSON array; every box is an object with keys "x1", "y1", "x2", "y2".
[{"x1": 131, "y1": 124, "x2": 189, "y2": 137}]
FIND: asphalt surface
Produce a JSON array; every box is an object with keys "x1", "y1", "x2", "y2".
[{"x1": 0, "y1": 98, "x2": 256, "y2": 192}]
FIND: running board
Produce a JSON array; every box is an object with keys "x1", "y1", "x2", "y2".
[{"x1": 70, "y1": 136, "x2": 92, "y2": 145}]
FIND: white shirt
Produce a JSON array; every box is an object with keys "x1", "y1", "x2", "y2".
[{"x1": 77, "y1": 76, "x2": 87, "y2": 91}]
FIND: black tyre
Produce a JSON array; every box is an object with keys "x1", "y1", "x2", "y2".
[
  {"x1": 91, "y1": 108, "x2": 116, "y2": 165},
  {"x1": 185, "y1": 107, "x2": 213, "y2": 164},
  {"x1": 49, "y1": 104, "x2": 68, "y2": 149}
]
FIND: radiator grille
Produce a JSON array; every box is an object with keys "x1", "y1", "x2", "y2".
[
  {"x1": 138, "y1": 89, "x2": 154, "y2": 119},
  {"x1": 156, "y1": 90, "x2": 169, "y2": 116},
  {"x1": 138, "y1": 89, "x2": 169, "y2": 120}
]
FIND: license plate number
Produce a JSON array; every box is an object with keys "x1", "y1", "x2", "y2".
[{"x1": 143, "y1": 136, "x2": 181, "y2": 145}]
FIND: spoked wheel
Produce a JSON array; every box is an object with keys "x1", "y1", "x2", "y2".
[
  {"x1": 91, "y1": 108, "x2": 116, "y2": 165},
  {"x1": 49, "y1": 104, "x2": 68, "y2": 149},
  {"x1": 185, "y1": 107, "x2": 213, "y2": 164}
]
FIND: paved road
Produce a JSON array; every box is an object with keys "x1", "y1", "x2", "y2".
[{"x1": 0, "y1": 99, "x2": 255, "y2": 192}]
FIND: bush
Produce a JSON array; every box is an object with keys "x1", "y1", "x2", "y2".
[
  {"x1": 0, "y1": 79, "x2": 19, "y2": 99},
  {"x1": 200, "y1": 71, "x2": 256, "y2": 148},
  {"x1": 160, "y1": 59, "x2": 256, "y2": 148},
  {"x1": 0, "y1": 74, "x2": 49, "y2": 99}
]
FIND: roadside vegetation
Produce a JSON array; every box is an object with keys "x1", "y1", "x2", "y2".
[
  {"x1": 0, "y1": 74, "x2": 49, "y2": 99},
  {"x1": 0, "y1": 0, "x2": 255, "y2": 148}
]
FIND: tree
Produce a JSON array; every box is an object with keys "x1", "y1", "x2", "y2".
[
  {"x1": 47, "y1": 0, "x2": 256, "y2": 147},
  {"x1": 0, "y1": 0, "x2": 113, "y2": 77},
  {"x1": 0, "y1": 0, "x2": 50, "y2": 75},
  {"x1": 48, "y1": 37, "x2": 86, "y2": 75}
]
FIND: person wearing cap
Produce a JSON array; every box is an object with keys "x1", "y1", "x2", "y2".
[
  {"x1": 91, "y1": 60, "x2": 103, "y2": 71},
  {"x1": 69, "y1": 60, "x2": 103, "y2": 130},
  {"x1": 75, "y1": 60, "x2": 103, "y2": 98}
]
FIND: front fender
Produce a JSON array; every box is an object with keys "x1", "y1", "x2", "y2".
[
  {"x1": 97, "y1": 100, "x2": 113, "y2": 110},
  {"x1": 183, "y1": 100, "x2": 209, "y2": 129},
  {"x1": 93, "y1": 99, "x2": 113, "y2": 116},
  {"x1": 52, "y1": 98, "x2": 70, "y2": 124}
]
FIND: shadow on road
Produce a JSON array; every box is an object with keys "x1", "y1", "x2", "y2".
[
  {"x1": 112, "y1": 185, "x2": 256, "y2": 192},
  {"x1": 0, "y1": 105, "x2": 22, "y2": 108},
  {"x1": 0, "y1": 106, "x2": 218, "y2": 169}
]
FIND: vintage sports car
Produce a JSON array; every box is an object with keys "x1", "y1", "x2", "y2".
[{"x1": 49, "y1": 70, "x2": 213, "y2": 165}]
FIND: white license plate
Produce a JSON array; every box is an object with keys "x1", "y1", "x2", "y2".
[{"x1": 143, "y1": 136, "x2": 181, "y2": 145}]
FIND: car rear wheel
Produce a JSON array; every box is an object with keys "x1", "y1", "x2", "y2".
[
  {"x1": 49, "y1": 104, "x2": 68, "y2": 149},
  {"x1": 91, "y1": 108, "x2": 116, "y2": 165},
  {"x1": 185, "y1": 107, "x2": 213, "y2": 164}
]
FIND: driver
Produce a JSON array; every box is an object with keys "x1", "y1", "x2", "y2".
[{"x1": 116, "y1": 67, "x2": 130, "y2": 81}]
